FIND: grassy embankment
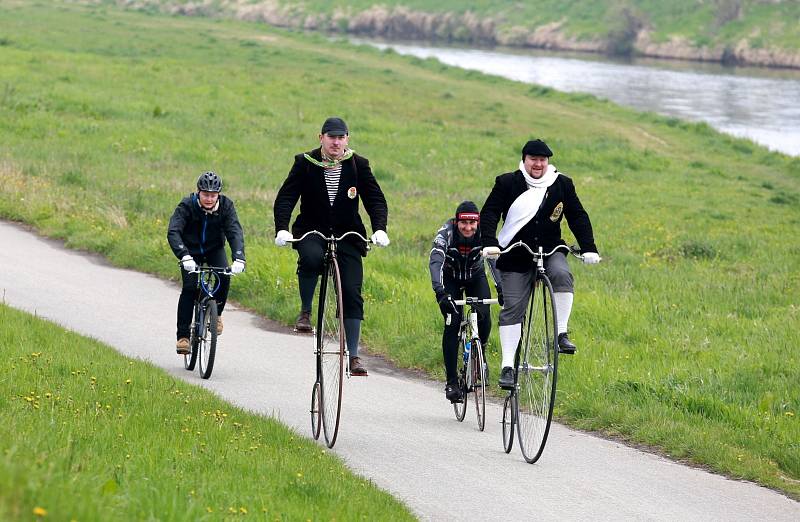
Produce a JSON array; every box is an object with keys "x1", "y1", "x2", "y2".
[
  {"x1": 1, "y1": 2, "x2": 798, "y2": 497},
  {"x1": 107, "y1": 0, "x2": 800, "y2": 58},
  {"x1": 0, "y1": 304, "x2": 415, "y2": 520}
]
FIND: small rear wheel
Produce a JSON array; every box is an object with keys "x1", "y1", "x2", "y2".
[
  {"x1": 198, "y1": 300, "x2": 218, "y2": 380},
  {"x1": 471, "y1": 339, "x2": 486, "y2": 431},
  {"x1": 310, "y1": 381, "x2": 321, "y2": 440},
  {"x1": 502, "y1": 393, "x2": 515, "y2": 453}
]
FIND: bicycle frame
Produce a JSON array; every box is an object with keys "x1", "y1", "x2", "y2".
[
  {"x1": 181, "y1": 264, "x2": 235, "y2": 378},
  {"x1": 453, "y1": 297, "x2": 498, "y2": 389}
]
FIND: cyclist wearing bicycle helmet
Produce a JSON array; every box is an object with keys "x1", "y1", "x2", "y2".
[
  {"x1": 480, "y1": 139, "x2": 600, "y2": 389},
  {"x1": 273, "y1": 117, "x2": 389, "y2": 376},
  {"x1": 429, "y1": 201, "x2": 502, "y2": 403},
  {"x1": 167, "y1": 171, "x2": 246, "y2": 354}
]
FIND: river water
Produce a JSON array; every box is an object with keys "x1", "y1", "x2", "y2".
[{"x1": 357, "y1": 40, "x2": 800, "y2": 156}]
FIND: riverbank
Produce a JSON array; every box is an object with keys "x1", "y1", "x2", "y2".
[{"x1": 108, "y1": 0, "x2": 800, "y2": 69}]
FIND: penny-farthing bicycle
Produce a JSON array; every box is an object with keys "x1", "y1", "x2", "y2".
[
  {"x1": 289, "y1": 230, "x2": 372, "y2": 448},
  {"x1": 494, "y1": 243, "x2": 584, "y2": 463}
]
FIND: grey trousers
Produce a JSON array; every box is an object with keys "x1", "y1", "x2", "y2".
[{"x1": 498, "y1": 252, "x2": 573, "y2": 326}]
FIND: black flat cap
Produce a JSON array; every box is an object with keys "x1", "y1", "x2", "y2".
[
  {"x1": 521, "y1": 139, "x2": 553, "y2": 158},
  {"x1": 321, "y1": 117, "x2": 349, "y2": 136}
]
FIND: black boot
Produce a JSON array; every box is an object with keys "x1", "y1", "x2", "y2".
[
  {"x1": 558, "y1": 332, "x2": 577, "y2": 355},
  {"x1": 498, "y1": 366, "x2": 515, "y2": 390}
]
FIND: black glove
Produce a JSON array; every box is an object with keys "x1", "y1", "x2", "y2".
[
  {"x1": 496, "y1": 287, "x2": 504, "y2": 307},
  {"x1": 437, "y1": 293, "x2": 458, "y2": 318}
]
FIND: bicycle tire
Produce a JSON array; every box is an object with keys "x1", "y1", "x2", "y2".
[
  {"x1": 502, "y1": 393, "x2": 515, "y2": 453},
  {"x1": 453, "y1": 337, "x2": 467, "y2": 422},
  {"x1": 198, "y1": 300, "x2": 218, "y2": 380},
  {"x1": 318, "y1": 256, "x2": 345, "y2": 448},
  {"x1": 471, "y1": 339, "x2": 486, "y2": 431},
  {"x1": 184, "y1": 302, "x2": 201, "y2": 371},
  {"x1": 516, "y1": 274, "x2": 558, "y2": 463},
  {"x1": 310, "y1": 381, "x2": 321, "y2": 440}
]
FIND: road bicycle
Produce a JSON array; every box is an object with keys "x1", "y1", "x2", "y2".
[
  {"x1": 183, "y1": 265, "x2": 235, "y2": 380},
  {"x1": 450, "y1": 296, "x2": 498, "y2": 431},
  {"x1": 289, "y1": 230, "x2": 373, "y2": 448},
  {"x1": 494, "y1": 243, "x2": 584, "y2": 463}
]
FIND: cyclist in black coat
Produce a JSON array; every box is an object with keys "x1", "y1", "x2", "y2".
[
  {"x1": 481, "y1": 139, "x2": 600, "y2": 389},
  {"x1": 273, "y1": 117, "x2": 389, "y2": 376},
  {"x1": 430, "y1": 201, "x2": 501, "y2": 403},
  {"x1": 167, "y1": 171, "x2": 245, "y2": 354}
]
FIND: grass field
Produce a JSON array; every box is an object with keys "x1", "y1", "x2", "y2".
[
  {"x1": 1, "y1": 1, "x2": 798, "y2": 498},
  {"x1": 0, "y1": 304, "x2": 415, "y2": 520},
  {"x1": 104, "y1": 0, "x2": 800, "y2": 52}
]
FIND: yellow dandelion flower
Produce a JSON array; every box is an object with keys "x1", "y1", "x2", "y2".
[{"x1": 33, "y1": 506, "x2": 47, "y2": 516}]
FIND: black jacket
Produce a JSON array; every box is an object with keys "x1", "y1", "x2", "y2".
[
  {"x1": 167, "y1": 193, "x2": 245, "y2": 262},
  {"x1": 481, "y1": 170, "x2": 597, "y2": 272},
  {"x1": 273, "y1": 148, "x2": 388, "y2": 251}
]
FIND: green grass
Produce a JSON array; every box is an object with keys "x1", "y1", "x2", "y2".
[
  {"x1": 0, "y1": 304, "x2": 415, "y2": 520},
  {"x1": 1, "y1": 1, "x2": 799, "y2": 499},
  {"x1": 104, "y1": 0, "x2": 800, "y2": 52}
]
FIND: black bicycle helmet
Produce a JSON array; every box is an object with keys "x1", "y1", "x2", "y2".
[{"x1": 196, "y1": 171, "x2": 222, "y2": 192}]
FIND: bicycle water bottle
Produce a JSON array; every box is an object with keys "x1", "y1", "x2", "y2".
[{"x1": 463, "y1": 340, "x2": 471, "y2": 364}]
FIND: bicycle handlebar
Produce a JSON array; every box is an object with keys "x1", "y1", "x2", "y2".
[
  {"x1": 176, "y1": 264, "x2": 238, "y2": 276},
  {"x1": 487, "y1": 242, "x2": 585, "y2": 260},
  {"x1": 453, "y1": 297, "x2": 499, "y2": 306},
  {"x1": 287, "y1": 230, "x2": 373, "y2": 244}
]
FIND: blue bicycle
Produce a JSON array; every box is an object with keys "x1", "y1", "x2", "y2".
[{"x1": 183, "y1": 265, "x2": 234, "y2": 379}]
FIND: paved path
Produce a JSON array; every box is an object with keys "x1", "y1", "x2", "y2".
[{"x1": 1, "y1": 220, "x2": 798, "y2": 521}]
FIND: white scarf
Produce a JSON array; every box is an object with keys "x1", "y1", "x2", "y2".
[{"x1": 497, "y1": 162, "x2": 558, "y2": 247}]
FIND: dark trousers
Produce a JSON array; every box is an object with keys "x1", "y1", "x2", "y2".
[
  {"x1": 176, "y1": 248, "x2": 230, "y2": 339},
  {"x1": 442, "y1": 274, "x2": 491, "y2": 384},
  {"x1": 296, "y1": 236, "x2": 364, "y2": 320}
]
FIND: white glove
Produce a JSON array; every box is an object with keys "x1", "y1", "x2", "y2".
[
  {"x1": 582, "y1": 252, "x2": 601, "y2": 264},
  {"x1": 482, "y1": 246, "x2": 501, "y2": 259},
  {"x1": 371, "y1": 230, "x2": 390, "y2": 247},
  {"x1": 181, "y1": 255, "x2": 197, "y2": 272},
  {"x1": 275, "y1": 230, "x2": 293, "y2": 247},
  {"x1": 230, "y1": 259, "x2": 245, "y2": 274}
]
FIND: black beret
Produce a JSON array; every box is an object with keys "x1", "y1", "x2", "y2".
[{"x1": 521, "y1": 139, "x2": 553, "y2": 158}]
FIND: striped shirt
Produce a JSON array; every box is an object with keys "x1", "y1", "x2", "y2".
[{"x1": 323, "y1": 164, "x2": 341, "y2": 205}]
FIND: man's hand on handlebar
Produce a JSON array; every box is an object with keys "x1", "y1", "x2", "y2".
[
  {"x1": 482, "y1": 246, "x2": 501, "y2": 259},
  {"x1": 275, "y1": 230, "x2": 293, "y2": 247},
  {"x1": 582, "y1": 252, "x2": 601, "y2": 264}
]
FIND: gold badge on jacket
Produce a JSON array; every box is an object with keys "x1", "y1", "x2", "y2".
[
  {"x1": 347, "y1": 186, "x2": 357, "y2": 199},
  {"x1": 550, "y1": 202, "x2": 564, "y2": 222}
]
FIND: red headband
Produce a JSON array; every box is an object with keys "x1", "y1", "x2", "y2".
[{"x1": 457, "y1": 212, "x2": 480, "y2": 222}]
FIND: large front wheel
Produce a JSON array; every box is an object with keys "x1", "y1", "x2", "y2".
[
  {"x1": 197, "y1": 300, "x2": 218, "y2": 380},
  {"x1": 516, "y1": 275, "x2": 558, "y2": 464},
  {"x1": 318, "y1": 257, "x2": 345, "y2": 448}
]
